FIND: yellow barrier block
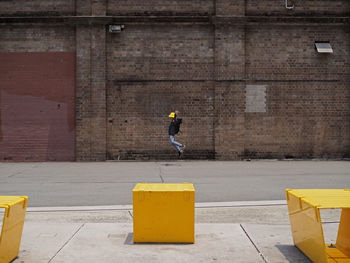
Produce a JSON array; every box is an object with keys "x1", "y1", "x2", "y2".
[
  {"x1": 286, "y1": 189, "x2": 350, "y2": 263},
  {"x1": 133, "y1": 183, "x2": 195, "y2": 243},
  {"x1": 0, "y1": 196, "x2": 28, "y2": 263}
]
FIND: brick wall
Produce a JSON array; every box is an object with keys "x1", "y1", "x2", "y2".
[
  {"x1": 243, "y1": 82, "x2": 350, "y2": 159},
  {"x1": 75, "y1": 25, "x2": 107, "y2": 161},
  {"x1": 0, "y1": 26, "x2": 75, "y2": 52},
  {"x1": 246, "y1": 26, "x2": 350, "y2": 81},
  {"x1": 246, "y1": 0, "x2": 350, "y2": 16},
  {"x1": 215, "y1": 25, "x2": 245, "y2": 80},
  {"x1": 107, "y1": 81, "x2": 215, "y2": 159},
  {"x1": 1, "y1": 0, "x2": 349, "y2": 161},
  {"x1": 216, "y1": 0, "x2": 245, "y2": 16},
  {"x1": 106, "y1": 24, "x2": 215, "y2": 159},
  {"x1": 107, "y1": 24, "x2": 214, "y2": 81},
  {"x1": 0, "y1": 0, "x2": 75, "y2": 16},
  {"x1": 215, "y1": 82, "x2": 246, "y2": 159},
  {"x1": 107, "y1": 0, "x2": 213, "y2": 16}
]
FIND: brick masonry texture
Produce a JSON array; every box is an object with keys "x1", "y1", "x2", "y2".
[
  {"x1": 0, "y1": 0, "x2": 349, "y2": 161},
  {"x1": 246, "y1": 0, "x2": 350, "y2": 16},
  {"x1": 0, "y1": 0, "x2": 75, "y2": 17},
  {"x1": 246, "y1": 25, "x2": 350, "y2": 81},
  {"x1": 216, "y1": 0, "x2": 245, "y2": 16},
  {"x1": 243, "y1": 82, "x2": 350, "y2": 159},
  {"x1": 107, "y1": 24, "x2": 214, "y2": 81},
  {"x1": 107, "y1": 81, "x2": 215, "y2": 159},
  {"x1": 215, "y1": 25, "x2": 245, "y2": 80},
  {"x1": 0, "y1": 26, "x2": 75, "y2": 52},
  {"x1": 107, "y1": 0, "x2": 214, "y2": 16}
]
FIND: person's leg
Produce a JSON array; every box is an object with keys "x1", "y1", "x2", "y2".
[{"x1": 170, "y1": 135, "x2": 182, "y2": 152}]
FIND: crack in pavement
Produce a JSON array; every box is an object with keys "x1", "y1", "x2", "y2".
[
  {"x1": 47, "y1": 223, "x2": 85, "y2": 263},
  {"x1": 158, "y1": 165, "x2": 164, "y2": 183},
  {"x1": 240, "y1": 224, "x2": 268, "y2": 263}
]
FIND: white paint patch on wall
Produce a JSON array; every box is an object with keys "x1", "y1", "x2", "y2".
[{"x1": 245, "y1": 85, "x2": 267, "y2": 113}]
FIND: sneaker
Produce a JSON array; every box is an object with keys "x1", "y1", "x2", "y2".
[{"x1": 182, "y1": 144, "x2": 186, "y2": 151}]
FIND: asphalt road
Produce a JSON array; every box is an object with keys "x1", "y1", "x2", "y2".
[{"x1": 0, "y1": 161, "x2": 349, "y2": 207}]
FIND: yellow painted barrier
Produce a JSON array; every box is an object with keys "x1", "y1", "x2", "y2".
[
  {"x1": 0, "y1": 196, "x2": 28, "y2": 263},
  {"x1": 133, "y1": 183, "x2": 195, "y2": 243},
  {"x1": 286, "y1": 189, "x2": 350, "y2": 263}
]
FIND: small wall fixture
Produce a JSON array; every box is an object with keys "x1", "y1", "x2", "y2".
[
  {"x1": 109, "y1": 25, "x2": 125, "y2": 33},
  {"x1": 315, "y1": 42, "x2": 333, "y2": 53},
  {"x1": 285, "y1": 0, "x2": 294, "y2": 9}
]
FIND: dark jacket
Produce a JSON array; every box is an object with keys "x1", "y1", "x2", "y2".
[{"x1": 169, "y1": 117, "x2": 182, "y2": 136}]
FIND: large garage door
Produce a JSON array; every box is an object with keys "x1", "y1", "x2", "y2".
[{"x1": 0, "y1": 52, "x2": 75, "y2": 161}]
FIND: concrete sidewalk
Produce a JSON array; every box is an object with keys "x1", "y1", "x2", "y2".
[
  {"x1": 1, "y1": 161, "x2": 347, "y2": 262},
  {"x1": 8, "y1": 201, "x2": 341, "y2": 263}
]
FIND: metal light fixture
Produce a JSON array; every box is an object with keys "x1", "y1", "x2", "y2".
[
  {"x1": 109, "y1": 25, "x2": 125, "y2": 33},
  {"x1": 315, "y1": 42, "x2": 333, "y2": 53}
]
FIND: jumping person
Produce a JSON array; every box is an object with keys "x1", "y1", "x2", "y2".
[{"x1": 169, "y1": 110, "x2": 185, "y2": 157}]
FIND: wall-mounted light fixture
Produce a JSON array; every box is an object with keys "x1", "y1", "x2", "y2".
[
  {"x1": 285, "y1": 0, "x2": 294, "y2": 9},
  {"x1": 109, "y1": 25, "x2": 125, "y2": 33},
  {"x1": 315, "y1": 42, "x2": 333, "y2": 53}
]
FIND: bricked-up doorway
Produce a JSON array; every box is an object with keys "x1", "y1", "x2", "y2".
[{"x1": 0, "y1": 52, "x2": 75, "y2": 161}]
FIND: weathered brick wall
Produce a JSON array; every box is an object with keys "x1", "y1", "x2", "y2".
[
  {"x1": 75, "y1": 25, "x2": 107, "y2": 161},
  {"x1": 107, "y1": 24, "x2": 214, "y2": 81},
  {"x1": 246, "y1": 0, "x2": 350, "y2": 16},
  {"x1": 107, "y1": 82, "x2": 215, "y2": 159},
  {"x1": 242, "y1": 82, "x2": 350, "y2": 159},
  {"x1": 106, "y1": 24, "x2": 215, "y2": 159},
  {"x1": 215, "y1": 25, "x2": 245, "y2": 80},
  {"x1": 215, "y1": 81, "x2": 350, "y2": 159},
  {"x1": 1, "y1": 0, "x2": 349, "y2": 161},
  {"x1": 74, "y1": 1, "x2": 107, "y2": 161},
  {"x1": 216, "y1": 0, "x2": 245, "y2": 16},
  {"x1": 246, "y1": 26, "x2": 350, "y2": 81},
  {"x1": 0, "y1": 0, "x2": 75, "y2": 16},
  {"x1": 107, "y1": 0, "x2": 213, "y2": 16},
  {"x1": 215, "y1": 24, "x2": 350, "y2": 159},
  {"x1": 215, "y1": 82, "x2": 246, "y2": 159},
  {"x1": 0, "y1": 26, "x2": 75, "y2": 52}
]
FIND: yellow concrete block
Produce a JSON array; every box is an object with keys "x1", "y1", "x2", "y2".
[
  {"x1": 0, "y1": 196, "x2": 28, "y2": 263},
  {"x1": 133, "y1": 183, "x2": 195, "y2": 243},
  {"x1": 286, "y1": 189, "x2": 350, "y2": 263}
]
